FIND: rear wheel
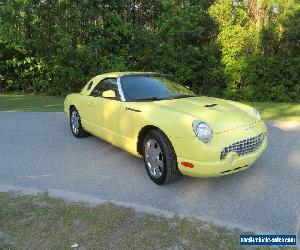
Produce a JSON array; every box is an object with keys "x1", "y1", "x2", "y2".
[
  {"x1": 70, "y1": 107, "x2": 88, "y2": 138},
  {"x1": 143, "y1": 130, "x2": 180, "y2": 185}
]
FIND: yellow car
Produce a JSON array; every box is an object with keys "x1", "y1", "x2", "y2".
[{"x1": 64, "y1": 72, "x2": 268, "y2": 185}]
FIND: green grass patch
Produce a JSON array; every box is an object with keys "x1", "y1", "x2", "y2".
[
  {"x1": 0, "y1": 94, "x2": 64, "y2": 112},
  {"x1": 248, "y1": 102, "x2": 300, "y2": 121},
  {"x1": 0, "y1": 192, "x2": 272, "y2": 250}
]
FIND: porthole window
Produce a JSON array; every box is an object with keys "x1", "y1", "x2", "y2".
[{"x1": 86, "y1": 81, "x2": 93, "y2": 91}]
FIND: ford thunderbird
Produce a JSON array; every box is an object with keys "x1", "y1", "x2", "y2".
[{"x1": 64, "y1": 72, "x2": 268, "y2": 184}]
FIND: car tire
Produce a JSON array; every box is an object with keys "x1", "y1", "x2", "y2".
[
  {"x1": 70, "y1": 107, "x2": 88, "y2": 138},
  {"x1": 143, "y1": 130, "x2": 181, "y2": 185}
]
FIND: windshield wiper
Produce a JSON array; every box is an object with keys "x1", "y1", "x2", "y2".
[
  {"x1": 135, "y1": 97, "x2": 171, "y2": 102},
  {"x1": 173, "y1": 94, "x2": 197, "y2": 99}
]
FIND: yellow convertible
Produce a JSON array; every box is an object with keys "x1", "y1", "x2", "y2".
[{"x1": 64, "y1": 72, "x2": 268, "y2": 184}]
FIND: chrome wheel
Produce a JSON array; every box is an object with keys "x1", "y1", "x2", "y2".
[
  {"x1": 71, "y1": 110, "x2": 80, "y2": 135},
  {"x1": 144, "y1": 139, "x2": 164, "y2": 178}
]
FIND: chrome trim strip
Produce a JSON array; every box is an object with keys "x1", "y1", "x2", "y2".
[{"x1": 117, "y1": 77, "x2": 126, "y2": 102}]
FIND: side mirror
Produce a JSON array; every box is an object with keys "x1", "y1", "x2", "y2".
[{"x1": 102, "y1": 90, "x2": 116, "y2": 98}]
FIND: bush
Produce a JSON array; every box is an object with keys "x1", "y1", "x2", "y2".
[{"x1": 0, "y1": 0, "x2": 299, "y2": 102}]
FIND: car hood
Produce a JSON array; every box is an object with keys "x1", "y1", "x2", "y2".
[{"x1": 147, "y1": 96, "x2": 256, "y2": 134}]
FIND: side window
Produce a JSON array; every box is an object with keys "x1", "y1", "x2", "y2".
[{"x1": 90, "y1": 78, "x2": 120, "y2": 100}]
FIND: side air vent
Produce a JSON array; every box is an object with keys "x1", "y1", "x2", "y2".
[{"x1": 204, "y1": 104, "x2": 217, "y2": 108}]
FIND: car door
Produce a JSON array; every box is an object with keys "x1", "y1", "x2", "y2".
[{"x1": 88, "y1": 78, "x2": 125, "y2": 147}]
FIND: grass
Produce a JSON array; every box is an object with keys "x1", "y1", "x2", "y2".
[
  {"x1": 247, "y1": 102, "x2": 300, "y2": 122},
  {"x1": 1, "y1": 192, "x2": 280, "y2": 250},
  {"x1": 0, "y1": 94, "x2": 64, "y2": 112},
  {"x1": 0, "y1": 94, "x2": 299, "y2": 121}
]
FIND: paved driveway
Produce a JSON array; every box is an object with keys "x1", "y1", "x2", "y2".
[{"x1": 0, "y1": 112, "x2": 299, "y2": 237}]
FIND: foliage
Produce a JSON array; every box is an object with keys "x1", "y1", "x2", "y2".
[
  {"x1": 0, "y1": 0, "x2": 299, "y2": 101},
  {"x1": 209, "y1": 0, "x2": 300, "y2": 101}
]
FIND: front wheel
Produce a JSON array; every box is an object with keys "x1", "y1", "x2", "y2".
[
  {"x1": 70, "y1": 107, "x2": 88, "y2": 138},
  {"x1": 143, "y1": 130, "x2": 180, "y2": 185}
]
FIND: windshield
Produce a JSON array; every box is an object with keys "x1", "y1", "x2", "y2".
[{"x1": 120, "y1": 75, "x2": 197, "y2": 102}]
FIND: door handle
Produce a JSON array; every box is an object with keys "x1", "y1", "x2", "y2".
[{"x1": 88, "y1": 103, "x2": 92, "y2": 107}]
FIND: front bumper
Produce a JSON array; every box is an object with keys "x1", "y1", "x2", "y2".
[{"x1": 171, "y1": 120, "x2": 268, "y2": 177}]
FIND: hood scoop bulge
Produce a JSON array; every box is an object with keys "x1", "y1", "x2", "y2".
[{"x1": 204, "y1": 103, "x2": 218, "y2": 108}]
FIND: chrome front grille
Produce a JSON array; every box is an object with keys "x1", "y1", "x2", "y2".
[{"x1": 220, "y1": 133, "x2": 267, "y2": 160}]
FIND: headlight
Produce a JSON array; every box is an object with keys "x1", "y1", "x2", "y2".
[
  {"x1": 253, "y1": 108, "x2": 261, "y2": 120},
  {"x1": 192, "y1": 120, "x2": 213, "y2": 143}
]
